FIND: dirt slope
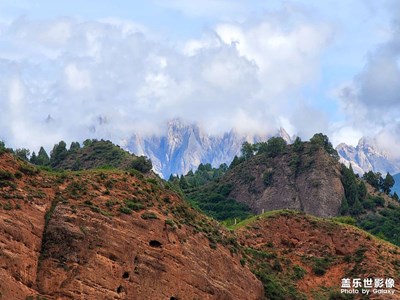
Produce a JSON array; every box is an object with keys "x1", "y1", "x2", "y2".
[{"x1": 235, "y1": 211, "x2": 400, "y2": 299}]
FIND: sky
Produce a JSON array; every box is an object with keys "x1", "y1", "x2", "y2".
[{"x1": 0, "y1": 0, "x2": 399, "y2": 156}]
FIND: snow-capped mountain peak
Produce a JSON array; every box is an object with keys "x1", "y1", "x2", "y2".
[{"x1": 336, "y1": 138, "x2": 400, "y2": 175}]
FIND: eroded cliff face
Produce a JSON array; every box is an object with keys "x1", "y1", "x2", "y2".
[
  {"x1": 0, "y1": 153, "x2": 263, "y2": 300},
  {"x1": 223, "y1": 144, "x2": 344, "y2": 217}
]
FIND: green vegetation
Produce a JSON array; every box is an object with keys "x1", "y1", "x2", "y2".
[
  {"x1": 15, "y1": 148, "x2": 30, "y2": 161},
  {"x1": 0, "y1": 141, "x2": 7, "y2": 155},
  {"x1": 141, "y1": 211, "x2": 158, "y2": 220},
  {"x1": 340, "y1": 165, "x2": 363, "y2": 216},
  {"x1": 311, "y1": 257, "x2": 331, "y2": 276},
  {"x1": 169, "y1": 162, "x2": 252, "y2": 221},
  {"x1": 170, "y1": 163, "x2": 228, "y2": 188},
  {"x1": 118, "y1": 206, "x2": 132, "y2": 215},
  {"x1": 130, "y1": 156, "x2": 152, "y2": 173},
  {"x1": 183, "y1": 182, "x2": 252, "y2": 221},
  {"x1": 359, "y1": 207, "x2": 400, "y2": 245},
  {"x1": 124, "y1": 199, "x2": 145, "y2": 211},
  {"x1": 244, "y1": 245, "x2": 307, "y2": 300},
  {"x1": 0, "y1": 170, "x2": 14, "y2": 181},
  {"x1": 332, "y1": 216, "x2": 356, "y2": 226},
  {"x1": 363, "y1": 170, "x2": 395, "y2": 194},
  {"x1": 262, "y1": 170, "x2": 274, "y2": 187},
  {"x1": 292, "y1": 265, "x2": 307, "y2": 280},
  {"x1": 18, "y1": 164, "x2": 39, "y2": 176},
  {"x1": 339, "y1": 164, "x2": 400, "y2": 246},
  {"x1": 310, "y1": 133, "x2": 339, "y2": 160},
  {"x1": 238, "y1": 137, "x2": 288, "y2": 162},
  {"x1": 27, "y1": 139, "x2": 153, "y2": 173}
]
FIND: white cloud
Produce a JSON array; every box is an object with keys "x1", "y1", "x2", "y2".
[
  {"x1": 331, "y1": 125, "x2": 363, "y2": 147},
  {"x1": 0, "y1": 10, "x2": 331, "y2": 151},
  {"x1": 335, "y1": 11, "x2": 400, "y2": 150},
  {"x1": 374, "y1": 125, "x2": 400, "y2": 160},
  {"x1": 214, "y1": 16, "x2": 332, "y2": 93},
  {"x1": 153, "y1": 0, "x2": 246, "y2": 19},
  {"x1": 65, "y1": 63, "x2": 91, "y2": 90}
]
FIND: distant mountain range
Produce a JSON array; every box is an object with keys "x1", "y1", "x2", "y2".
[
  {"x1": 125, "y1": 119, "x2": 294, "y2": 178},
  {"x1": 336, "y1": 137, "x2": 400, "y2": 176},
  {"x1": 124, "y1": 119, "x2": 400, "y2": 178}
]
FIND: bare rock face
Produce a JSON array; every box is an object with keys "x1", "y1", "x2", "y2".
[
  {"x1": 223, "y1": 143, "x2": 345, "y2": 217},
  {"x1": 0, "y1": 153, "x2": 263, "y2": 300}
]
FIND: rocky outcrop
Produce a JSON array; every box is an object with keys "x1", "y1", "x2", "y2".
[{"x1": 222, "y1": 143, "x2": 344, "y2": 217}]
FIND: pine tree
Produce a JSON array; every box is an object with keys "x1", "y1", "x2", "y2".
[
  {"x1": 241, "y1": 141, "x2": 254, "y2": 160},
  {"x1": 363, "y1": 171, "x2": 381, "y2": 191},
  {"x1": 30, "y1": 151, "x2": 37, "y2": 164},
  {"x1": 36, "y1": 147, "x2": 50, "y2": 166},
  {"x1": 340, "y1": 198, "x2": 349, "y2": 215},
  {"x1": 69, "y1": 141, "x2": 81, "y2": 152},
  {"x1": 382, "y1": 172, "x2": 395, "y2": 194},
  {"x1": 358, "y1": 181, "x2": 367, "y2": 200},
  {"x1": 341, "y1": 165, "x2": 358, "y2": 206},
  {"x1": 50, "y1": 141, "x2": 68, "y2": 167},
  {"x1": 229, "y1": 155, "x2": 242, "y2": 169},
  {"x1": 179, "y1": 175, "x2": 189, "y2": 189},
  {"x1": 350, "y1": 199, "x2": 364, "y2": 216},
  {"x1": 293, "y1": 136, "x2": 304, "y2": 152}
]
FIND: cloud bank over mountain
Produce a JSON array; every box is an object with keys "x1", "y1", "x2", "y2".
[
  {"x1": 0, "y1": 7, "x2": 331, "y2": 151},
  {"x1": 0, "y1": 0, "x2": 399, "y2": 161}
]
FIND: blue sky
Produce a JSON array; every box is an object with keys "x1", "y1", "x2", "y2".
[{"x1": 0, "y1": 0, "x2": 399, "y2": 155}]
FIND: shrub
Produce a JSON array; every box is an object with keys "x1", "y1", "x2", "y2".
[
  {"x1": 118, "y1": 206, "x2": 132, "y2": 215},
  {"x1": 19, "y1": 164, "x2": 39, "y2": 176},
  {"x1": 130, "y1": 156, "x2": 152, "y2": 173},
  {"x1": 292, "y1": 265, "x2": 307, "y2": 280},
  {"x1": 272, "y1": 259, "x2": 283, "y2": 272},
  {"x1": 372, "y1": 196, "x2": 385, "y2": 207},
  {"x1": 312, "y1": 258, "x2": 330, "y2": 276},
  {"x1": 14, "y1": 171, "x2": 23, "y2": 179},
  {"x1": 165, "y1": 219, "x2": 175, "y2": 227},
  {"x1": 0, "y1": 170, "x2": 14, "y2": 180},
  {"x1": 125, "y1": 200, "x2": 144, "y2": 211},
  {"x1": 209, "y1": 242, "x2": 217, "y2": 250},
  {"x1": 263, "y1": 170, "x2": 274, "y2": 187},
  {"x1": 141, "y1": 212, "x2": 158, "y2": 220},
  {"x1": 240, "y1": 258, "x2": 246, "y2": 266},
  {"x1": 332, "y1": 216, "x2": 356, "y2": 226},
  {"x1": 105, "y1": 200, "x2": 117, "y2": 209},
  {"x1": 3, "y1": 201, "x2": 13, "y2": 210}
]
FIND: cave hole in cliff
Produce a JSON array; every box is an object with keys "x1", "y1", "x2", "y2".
[
  {"x1": 170, "y1": 297, "x2": 178, "y2": 300},
  {"x1": 149, "y1": 240, "x2": 162, "y2": 248},
  {"x1": 123, "y1": 271, "x2": 130, "y2": 279},
  {"x1": 117, "y1": 285, "x2": 124, "y2": 293}
]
